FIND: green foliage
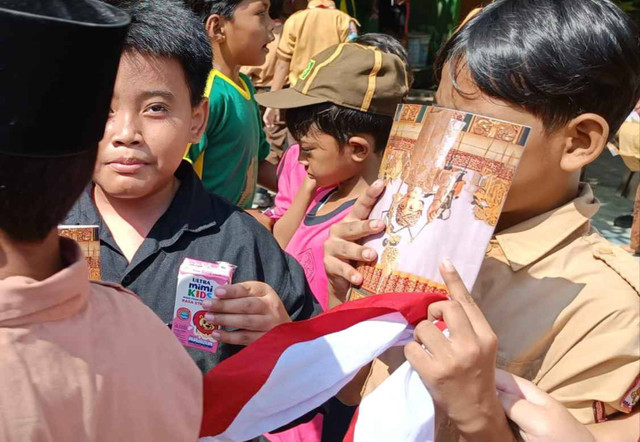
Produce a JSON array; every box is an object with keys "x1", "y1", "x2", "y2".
[{"x1": 614, "y1": 0, "x2": 640, "y2": 25}]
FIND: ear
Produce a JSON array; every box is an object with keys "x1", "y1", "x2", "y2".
[
  {"x1": 560, "y1": 113, "x2": 609, "y2": 172},
  {"x1": 189, "y1": 97, "x2": 210, "y2": 144},
  {"x1": 347, "y1": 134, "x2": 375, "y2": 163},
  {"x1": 205, "y1": 14, "x2": 226, "y2": 42}
]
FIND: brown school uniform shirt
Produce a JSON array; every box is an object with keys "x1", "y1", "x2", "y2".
[
  {"x1": 0, "y1": 238, "x2": 202, "y2": 441},
  {"x1": 362, "y1": 185, "x2": 640, "y2": 436},
  {"x1": 276, "y1": 0, "x2": 358, "y2": 86}
]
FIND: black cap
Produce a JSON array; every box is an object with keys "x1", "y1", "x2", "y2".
[{"x1": 0, "y1": 0, "x2": 130, "y2": 157}]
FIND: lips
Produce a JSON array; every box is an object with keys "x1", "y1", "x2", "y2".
[{"x1": 107, "y1": 157, "x2": 147, "y2": 174}]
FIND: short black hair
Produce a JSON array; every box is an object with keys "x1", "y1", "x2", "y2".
[
  {"x1": 436, "y1": 0, "x2": 640, "y2": 135},
  {"x1": 109, "y1": 0, "x2": 212, "y2": 105},
  {"x1": 286, "y1": 103, "x2": 393, "y2": 154},
  {"x1": 353, "y1": 33, "x2": 413, "y2": 87},
  {"x1": 0, "y1": 150, "x2": 97, "y2": 242},
  {"x1": 188, "y1": 0, "x2": 243, "y2": 21}
]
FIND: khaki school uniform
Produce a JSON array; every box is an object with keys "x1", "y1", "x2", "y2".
[
  {"x1": 361, "y1": 185, "x2": 640, "y2": 438},
  {"x1": 276, "y1": 0, "x2": 358, "y2": 86},
  {"x1": 0, "y1": 238, "x2": 202, "y2": 441}
]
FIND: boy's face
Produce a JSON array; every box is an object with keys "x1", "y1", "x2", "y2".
[
  {"x1": 435, "y1": 62, "x2": 570, "y2": 217},
  {"x1": 223, "y1": 0, "x2": 274, "y2": 66},
  {"x1": 298, "y1": 128, "x2": 360, "y2": 188},
  {"x1": 94, "y1": 53, "x2": 207, "y2": 200}
]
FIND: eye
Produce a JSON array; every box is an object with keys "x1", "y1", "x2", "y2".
[{"x1": 147, "y1": 104, "x2": 168, "y2": 114}]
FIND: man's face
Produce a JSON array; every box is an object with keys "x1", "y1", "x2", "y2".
[
  {"x1": 224, "y1": 0, "x2": 274, "y2": 67},
  {"x1": 434, "y1": 61, "x2": 566, "y2": 215},
  {"x1": 94, "y1": 52, "x2": 206, "y2": 200}
]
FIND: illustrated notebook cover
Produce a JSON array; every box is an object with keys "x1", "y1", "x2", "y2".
[
  {"x1": 348, "y1": 104, "x2": 530, "y2": 300},
  {"x1": 58, "y1": 225, "x2": 101, "y2": 281}
]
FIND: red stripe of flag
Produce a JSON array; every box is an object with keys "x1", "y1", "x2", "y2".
[{"x1": 200, "y1": 292, "x2": 446, "y2": 437}]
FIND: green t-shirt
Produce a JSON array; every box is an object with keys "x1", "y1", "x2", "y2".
[{"x1": 187, "y1": 70, "x2": 270, "y2": 208}]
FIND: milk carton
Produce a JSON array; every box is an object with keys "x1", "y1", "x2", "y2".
[{"x1": 172, "y1": 258, "x2": 236, "y2": 354}]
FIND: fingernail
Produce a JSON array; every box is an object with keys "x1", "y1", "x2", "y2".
[
  {"x1": 202, "y1": 300, "x2": 212, "y2": 309},
  {"x1": 350, "y1": 273, "x2": 362, "y2": 284},
  {"x1": 370, "y1": 219, "x2": 383, "y2": 229},
  {"x1": 363, "y1": 249, "x2": 376, "y2": 260},
  {"x1": 215, "y1": 287, "x2": 227, "y2": 297},
  {"x1": 442, "y1": 258, "x2": 455, "y2": 271},
  {"x1": 205, "y1": 313, "x2": 215, "y2": 322},
  {"x1": 211, "y1": 331, "x2": 221, "y2": 339}
]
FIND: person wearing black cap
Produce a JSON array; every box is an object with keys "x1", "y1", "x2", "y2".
[{"x1": 0, "y1": 1, "x2": 202, "y2": 439}]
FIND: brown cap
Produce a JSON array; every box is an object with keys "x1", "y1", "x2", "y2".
[{"x1": 256, "y1": 43, "x2": 408, "y2": 117}]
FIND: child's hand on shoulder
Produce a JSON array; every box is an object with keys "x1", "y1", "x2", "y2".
[
  {"x1": 495, "y1": 369, "x2": 595, "y2": 442},
  {"x1": 202, "y1": 281, "x2": 291, "y2": 346}
]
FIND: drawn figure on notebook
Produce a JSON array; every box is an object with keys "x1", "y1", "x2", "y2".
[
  {"x1": 472, "y1": 168, "x2": 510, "y2": 227},
  {"x1": 381, "y1": 149, "x2": 410, "y2": 183},
  {"x1": 426, "y1": 168, "x2": 466, "y2": 223}
]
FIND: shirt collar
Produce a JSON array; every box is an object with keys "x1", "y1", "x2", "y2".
[
  {"x1": 152, "y1": 160, "x2": 219, "y2": 249},
  {"x1": 69, "y1": 161, "x2": 219, "y2": 252},
  {"x1": 494, "y1": 184, "x2": 600, "y2": 271},
  {"x1": 0, "y1": 237, "x2": 89, "y2": 327}
]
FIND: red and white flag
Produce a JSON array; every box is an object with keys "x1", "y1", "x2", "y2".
[{"x1": 199, "y1": 292, "x2": 448, "y2": 442}]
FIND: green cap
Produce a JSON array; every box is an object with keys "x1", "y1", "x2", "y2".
[{"x1": 256, "y1": 43, "x2": 408, "y2": 117}]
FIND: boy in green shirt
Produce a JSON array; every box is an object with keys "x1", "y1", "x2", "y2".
[{"x1": 187, "y1": 0, "x2": 277, "y2": 208}]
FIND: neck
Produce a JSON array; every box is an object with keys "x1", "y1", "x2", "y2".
[
  {"x1": 335, "y1": 155, "x2": 381, "y2": 199},
  {"x1": 496, "y1": 177, "x2": 580, "y2": 232},
  {"x1": 212, "y1": 45, "x2": 240, "y2": 84},
  {"x1": 93, "y1": 177, "x2": 180, "y2": 237},
  {"x1": 0, "y1": 229, "x2": 63, "y2": 281}
]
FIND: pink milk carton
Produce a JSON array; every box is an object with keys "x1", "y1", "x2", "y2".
[{"x1": 172, "y1": 258, "x2": 236, "y2": 354}]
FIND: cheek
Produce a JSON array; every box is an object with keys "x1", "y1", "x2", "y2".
[{"x1": 144, "y1": 120, "x2": 190, "y2": 170}]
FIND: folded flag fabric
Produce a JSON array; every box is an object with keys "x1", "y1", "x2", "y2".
[{"x1": 199, "y1": 292, "x2": 448, "y2": 442}]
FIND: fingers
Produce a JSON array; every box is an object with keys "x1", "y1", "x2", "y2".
[
  {"x1": 439, "y1": 259, "x2": 494, "y2": 336},
  {"x1": 205, "y1": 313, "x2": 272, "y2": 331},
  {"x1": 213, "y1": 282, "x2": 270, "y2": 300},
  {"x1": 213, "y1": 328, "x2": 264, "y2": 346},
  {"x1": 427, "y1": 300, "x2": 475, "y2": 341},
  {"x1": 404, "y1": 340, "x2": 433, "y2": 373},
  {"x1": 495, "y1": 369, "x2": 548, "y2": 407},
  {"x1": 330, "y1": 219, "x2": 385, "y2": 242},
  {"x1": 348, "y1": 179, "x2": 386, "y2": 221},
  {"x1": 203, "y1": 297, "x2": 265, "y2": 315},
  {"x1": 324, "y1": 255, "x2": 363, "y2": 286},
  {"x1": 413, "y1": 319, "x2": 452, "y2": 358},
  {"x1": 497, "y1": 389, "x2": 539, "y2": 434}
]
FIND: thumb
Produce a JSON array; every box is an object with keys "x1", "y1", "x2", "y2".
[
  {"x1": 497, "y1": 389, "x2": 541, "y2": 435},
  {"x1": 495, "y1": 368, "x2": 548, "y2": 407}
]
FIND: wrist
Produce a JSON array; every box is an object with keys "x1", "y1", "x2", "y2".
[{"x1": 454, "y1": 398, "x2": 514, "y2": 442}]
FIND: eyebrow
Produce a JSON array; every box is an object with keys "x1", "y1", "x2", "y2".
[{"x1": 140, "y1": 90, "x2": 175, "y2": 101}]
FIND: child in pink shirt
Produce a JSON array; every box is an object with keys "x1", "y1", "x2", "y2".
[
  {"x1": 266, "y1": 143, "x2": 352, "y2": 309},
  {"x1": 257, "y1": 40, "x2": 408, "y2": 442},
  {"x1": 260, "y1": 38, "x2": 409, "y2": 311}
]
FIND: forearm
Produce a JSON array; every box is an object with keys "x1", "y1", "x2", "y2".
[
  {"x1": 587, "y1": 409, "x2": 639, "y2": 442},
  {"x1": 270, "y1": 58, "x2": 290, "y2": 93},
  {"x1": 456, "y1": 400, "x2": 515, "y2": 442},
  {"x1": 246, "y1": 209, "x2": 275, "y2": 232},
  {"x1": 273, "y1": 185, "x2": 315, "y2": 248},
  {"x1": 258, "y1": 160, "x2": 278, "y2": 192}
]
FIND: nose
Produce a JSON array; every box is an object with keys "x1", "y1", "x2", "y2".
[
  {"x1": 108, "y1": 111, "x2": 143, "y2": 147},
  {"x1": 266, "y1": 15, "x2": 275, "y2": 37}
]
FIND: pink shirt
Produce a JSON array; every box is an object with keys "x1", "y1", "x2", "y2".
[
  {"x1": 267, "y1": 144, "x2": 355, "y2": 310},
  {"x1": 0, "y1": 238, "x2": 202, "y2": 441}
]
